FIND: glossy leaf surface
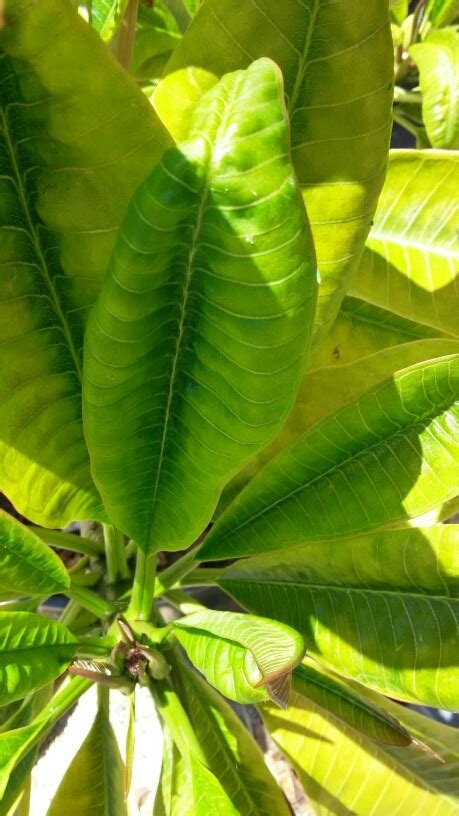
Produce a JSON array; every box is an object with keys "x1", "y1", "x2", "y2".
[
  {"x1": 166, "y1": 657, "x2": 290, "y2": 815},
  {"x1": 219, "y1": 335, "x2": 458, "y2": 513},
  {"x1": 351, "y1": 151, "x2": 459, "y2": 337},
  {"x1": 0, "y1": 0, "x2": 168, "y2": 527},
  {"x1": 0, "y1": 612, "x2": 77, "y2": 705},
  {"x1": 263, "y1": 685, "x2": 459, "y2": 815},
  {"x1": 0, "y1": 511, "x2": 69, "y2": 597},
  {"x1": 173, "y1": 610, "x2": 305, "y2": 705},
  {"x1": 220, "y1": 526, "x2": 459, "y2": 708},
  {"x1": 203, "y1": 356, "x2": 459, "y2": 559},
  {"x1": 410, "y1": 30, "x2": 459, "y2": 149},
  {"x1": 47, "y1": 700, "x2": 127, "y2": 816},
  {"x1": 292, "y1": 661, "x2": 412, "y2": 747},
  {"x1": 83, "y1": 58, "x2": 316, "y2": 552},
  {"x1": 153, "y1": 0, "x2": 393, "y2": 336}
]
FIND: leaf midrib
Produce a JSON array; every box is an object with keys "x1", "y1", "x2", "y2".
[
  {"x1": 295, "y1": 695, "x2": 457, "y2": 803},
  {"x1": 221, "y1": 576, "x2": 458, "y2": 603},
  {"x1": 212, "y1": 378, "x2": 457, "y2": 544},
  {"x1": 293, "y1": 669, "x2": 409, "y2": 740},
  {"x1": 0, "y1": 106, "x2": 83, "y2": 380},
  {"x1": 147, "y1": 72, "x2": 245, "y2": 545}
]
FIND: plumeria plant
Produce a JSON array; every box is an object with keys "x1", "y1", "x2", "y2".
[{"x1": 0, "y1": 1, "x2": 458, "y2": 814}]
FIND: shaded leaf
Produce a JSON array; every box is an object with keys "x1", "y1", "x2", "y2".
[
  {"x1": 262, "y1": 684, "x2": 459, "y2": 815},
  {"x1": 0, "y1": 612, "x2": 77, "y2": 706},
  {"x1": 0, "y1": 677, "x2": 90, "y2": 800},
  {"x1": 425, "y1": 0, "x2": 459, "y2": 27},
  {"x1": 173, "y1": 610, "x2": 305, "y2": 705},
  {"x1": 292, "y1": 660, "x2": 412, "y2": 747},
  {"x1": 0, "y1": 0, "x2": 168, "y2": 527},
  {"x1": 153, "y1": 0, "x2": 393, "y2": 337},
  {"x1": 83, "y1": 58, "x2": 317, "y2": 553},
  {"x1": 219, "y1": 526, "x2": 459, "y2": 708},
  {"x1": 0, "y1": 511, "x2": 69, "y2": 597},
  {"x1": 202, "y1": 356, "x2": 459, "y2": 560},
  {"x1": 156, "y1": 733, "x2": 239, "y2": 816},
  {"x1": 165, "y1": 655, "x2": 290, "y2": 815},
  {"x1": 47, "y1": 698, "x2": 127, "y2": 816},
  {"x1": 351, "y1": 151, "x2": 459, "y2": 337},
  {"x1": 130, "y1": 3, "x2": 182, "y2": 82},
  {"x1": 410, "y1": 29, "x2": 459, "y2": 149},
  {"x1": 218, "y1": 334, "x2": 458, "y2": 514}
]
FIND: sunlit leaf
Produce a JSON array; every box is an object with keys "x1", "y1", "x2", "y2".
[
  {"x1": 165, "y1": 655, "x2": 290, "y2": 815},
  {"x1": 410, "y1": 30, "x2": 459, "y2": 149},
  {"x1": 219, "y1": 526, "x2": 459, "y2": 708},
  {"x1": 0, "y1": 612, "x2": 77, "y2": 706},
  {"x1": 0, "y1": 511, "x2": 69, "y2": 597},
  {"x1": 262, "y1": 684, "x2": 459, "y2": 815},
  {"x1": 89, "y1": 0, "x2": 129, "y2": 41},
  {"x1": 173, "y1": 610, "x2": 305, "y2": 705},
  {"x1": 47, "y1": 697, "x2": 127, "y2": 816},
  {"x1": 0, "y1": 0, "x2": 169, "y2": 527},
  {"x1": 0, "y1": 677, "x2": 90, "y2": 800},
  {"x1": 202, "y1": 356, "x2": 459, "y2": 560},
  {"x1": 83, "y1": 58, "x2": 317, "y2": 553},
  {"x1": 219, "y1": 335, "x2": 458, "y2": 514},
  {"x1": 153, "y1": 0, "x2": 393, "y2": 337},
  {"x1": 351, "y1": 151, "x2": 459, "y2": 337},
  {"x1": 292, "y1": 660, "x2": 412, "y2": 747}
]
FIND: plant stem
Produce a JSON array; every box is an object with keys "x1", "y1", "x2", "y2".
[
  {"x1": 67, "y1": 580, "x2": 117, "y2": 619},
  {"x1": 76, "y1": 635, "x2": 116, "y2": 657},
  {"x1": 148, "y1": 677, "x2": 206, "y2": 763},
  {"x1": 103, "y1": 524, "x2": 130, "y2": 583},
  {"x1": 30, "y1": 526, "x2": 104, "y2": 557},
  {"x1": 113, "y1": 0, "x2": 139, "y2": 69},
  {"x1": 165, "y1": 589, "x2": 207, "y2": 615},
  {"x1": 174, "y1": 567, "x2": 221, "y2": 588},
  {"x1": 128, "y1": 548, "x2": 156, "y2": 621},
  {"x1": 154, "y1": 546, "x2": 200, "y2": 597},
  {"x1": 59, "y1": 599, "x2": 81, "y2": 629}
]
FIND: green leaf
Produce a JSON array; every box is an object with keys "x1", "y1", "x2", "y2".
[
  {"x1": 262, "y1": 684, "x2": 459, "y2": 816},
  {"x1": 410, "y1": 30, "x2": 459, "y2": 149},
  {"x1": 425, "y1": 0, "x2": 459, "y2": 27},
  {"x1": 130, "y1": 3, "x2": 182, "y2": 82},
  {"x1": 292, "y1": 660, "x2": 413, "y2": 747},
  {"x1": 202, "y1": 356, "x2": 459, "y2": 560},
  {"x1": 0, "y1": 0, "x2": 169, "y2": 527},
  {"x1": 219, "y1": 525, "x2": 459, "y2": 708},
  {"x1": 165, "y1": 656, "x2": 290, "y2": 815},
  {"x1": 0, "y1": 612, "x2": 77, "y2": 706},
  {"x1": 88, "y1": 0, "x2": 129, "y2": 41},
  {"x1": 0, "y1": 686, "x2": 52, "y2": 816},
  {"x1": 153, "y1": 0, "x2": 393, "y2": 337},
  {"x1": 218, "y1": 333, "x2": 458, "y2": 514},
  {"x1": 47, "y1": 698, "x2": 127, "y2": 816},
  {"x1": 0, "y1": 511, "x2": 69, "y2": 597},
  {"x1": 309, "y1": 297, "x2": 448, "y2": 368},
  {"x1": 390, "y1": 0, "x2": 408, "y2": 25},
  {"x1": 0, "y1": 677, "x2": 90, "y2": 800},
  {"x1": 351, "y1": 151, "x2": 459, "y2": 337},
  {"x1": 83, "y1": 58, "x2": 317, "y2": 553},
  {"x1": 156, "y1": 735, "x2": 239, "y2": 816},
  {"x1": 173, "y1": 610, "x2": 305, "y2": 705}
]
